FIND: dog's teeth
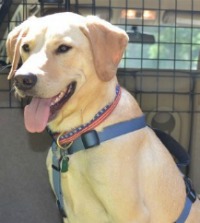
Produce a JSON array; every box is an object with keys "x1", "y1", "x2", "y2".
[
  {"x1": 50, "y1": 83, "x2": 73, "y2": 107},
  {"x1": 51, "y1": 101, "x2": 56, "y2": 106},
  {"x1": 66, "y1": 85, "x2": 71, "y2": 94},
  {"x1": 51, "y1": 90, "x2": 66, "y2": 106},
  {"x1": 59, "y1": 91, "x2": 65, "y2": 99}
]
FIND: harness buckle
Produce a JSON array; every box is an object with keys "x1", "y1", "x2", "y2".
[
  {"x1": 81, "y1": 130, "x2": 100, "y2": 149},
  {"x1": 52, "y1": 164, "x2": 60, "y2": 172},
  {"x1": 184, "y1": 176, "x2": 196, "y2": 203},
  {"x1": 57, "y1": 200, "x2": 67, "y2": 218}
]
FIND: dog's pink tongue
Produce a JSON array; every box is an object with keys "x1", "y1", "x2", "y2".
[{"x1": 24, "y1": 97, "x2": 52, "y2": 133}]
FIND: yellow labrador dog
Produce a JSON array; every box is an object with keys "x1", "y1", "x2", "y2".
[{"x1": 6, "y1": 12, "x2": 200, "y2": 223}]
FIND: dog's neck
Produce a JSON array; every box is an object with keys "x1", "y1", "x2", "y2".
[
  {"x1": 48, "y1": 85, "x2": 121, "y2": 146},
  {"x1": 48, "y1": 78, "x2": 118, "y2": 132}
]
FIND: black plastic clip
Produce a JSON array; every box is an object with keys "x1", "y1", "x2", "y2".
[
  {"x1": 184, "y1": 176, "x2": 197, "y2": 203},
  {"x1": 81, "y1": 130, "x2": 100, "y2": 149},
  {"x1": 57, "y1": 200, "x2": 67, "y2": 218}
]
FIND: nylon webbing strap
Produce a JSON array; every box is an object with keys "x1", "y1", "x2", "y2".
[
  {"x1": 50, "y1": 115, "x2": 196, "y2": 222},
  {"x1": 68, "y1": 115, "x2": 146, "y2": 154},
  {"x1": 50, "y1": 115, "x2": 146, "y2": 217},
  {"x1": 176, "y1": 197, "x2": 193, "y2": 223},
  {"x1": 51, "y1": 142, "x2": 67, "y2": 218},
  {"x1": 175, "y1": 176, "x2": 197, "y2": 223},
  {"x1": 153, "y1": 129, "x2": 190, "y2": 168}
]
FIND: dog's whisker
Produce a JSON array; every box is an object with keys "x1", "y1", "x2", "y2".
[
  {"x1": 10, "y1": 85, "x2": 15, "y2": 93},
  {"x1": 0, "y1": 64, "x2": 12, "y2": 72}
]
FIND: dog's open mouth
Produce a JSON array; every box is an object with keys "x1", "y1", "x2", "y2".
[
  {"x1": 50, "y1": 81, "x2": 76, "y2": 117},
  {"x1": 24, "y1": 81, "x2": 76, "y2": 133}
]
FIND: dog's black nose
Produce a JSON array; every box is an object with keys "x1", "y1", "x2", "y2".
[{"x1": 14, "y1": 73, "x2": 37, "y2": 90}]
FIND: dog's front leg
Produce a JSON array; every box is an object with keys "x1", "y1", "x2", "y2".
[{"x1": 63, "y1": 217, "x2": 69, "y2": 223}]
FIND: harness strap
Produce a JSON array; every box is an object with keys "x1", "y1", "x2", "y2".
[
  {"x1": 176, "y1": 177, "x2": 197, "y2": 223},
  {"x1": 51, "y1": 115, "x2": 146, "y2": 217},
  {"x1": 153, "y1": 129, "x2": 196, "y2": 223},
  {"x1": 51, "y1": 142, "x2": 67, "y2": 218},
  {"x1": 67, "y1": 115, "x2": 146, "y2": 154},
  {"x1": 153, "y1": 129, "x2": 190, "y2": 168},
  {"x1": 176, "y1": 197, "x2": 193, "y2": 223},
  {"x1": 50, "y1": 115, "x2": 197, "y2": 222}
]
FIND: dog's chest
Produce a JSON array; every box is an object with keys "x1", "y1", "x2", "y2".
[
  {"x1": 61, "y1": 170, "x2": 111, "y2": 223},
  {"x1": 46, "y1": 144, "x2": 139, "y2": 223},
  {"x1": 47, "y1": 148, "x2": 116, "y2": 223}
]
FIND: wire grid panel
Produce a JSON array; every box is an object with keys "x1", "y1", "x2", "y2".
[
  {"x1": 0, "y1": 0, "x2": 200, "y2": 150},
  {"x1": 0, "y1": 0, "x2": 200, "y2": 106},
  {"x1": 0, "y1": 1, "x2": 37, "y2": 108},
  {"x1": 0, "y1": 0, "x2": 200, "y2": 189}
]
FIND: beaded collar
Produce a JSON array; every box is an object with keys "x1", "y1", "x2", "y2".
[{"x1": 50, "y1": 85, "x2": 121, "y2": 147}]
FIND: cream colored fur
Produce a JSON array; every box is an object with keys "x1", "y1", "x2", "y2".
[{"x1": 6, "y1": 12, "x2": 200, "y2": 223}]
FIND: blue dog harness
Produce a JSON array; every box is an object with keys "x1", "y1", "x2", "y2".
[
  {"x1": 48, "y1": 86, "x2": 197, "y2": 222},
  {"x1": 50, "y1": 115, "x2": 146, "y2": 217},
  {"x1": 153, "y1": 129, "x2": 197, "y2": 223}
]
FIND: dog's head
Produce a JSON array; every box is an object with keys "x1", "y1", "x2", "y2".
[{"x1": 6, "y1": 12, "x2": 128, "y2": 133}]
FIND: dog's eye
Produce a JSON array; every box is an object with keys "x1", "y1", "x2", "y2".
[
  {"x1": 22, "y1": 44, "x2": 30, "y2": 53},
  {"x1": 56, "y1": 44, "x2": 72, "y2": 54}
]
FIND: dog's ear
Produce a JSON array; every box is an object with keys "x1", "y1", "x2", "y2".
[
  {"x1": 81, "y1": 16, "x2": 129, "y2": 82},
  {"x1": 6, "y1": 17, "x2": 36, "y2": 80}
]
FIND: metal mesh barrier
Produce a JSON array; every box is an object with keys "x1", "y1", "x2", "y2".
[{"x1": 1, "y1": 0, "x2": 200, "y2": 174}]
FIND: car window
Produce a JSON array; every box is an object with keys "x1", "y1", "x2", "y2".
[{"x1": 119, "y1": 25, "x2": 200, "y2": 70}]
